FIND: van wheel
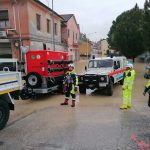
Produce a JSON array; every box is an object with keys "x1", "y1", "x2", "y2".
[
  {"x1": 0, "y1": 100, "x2": 10, "y2": 130},
  {"x1": 26, "y1": 72, "x2": 42, "y2": 88},
  {"x1": 106, "y1": 79, "x2": 113, "y2": 96}
]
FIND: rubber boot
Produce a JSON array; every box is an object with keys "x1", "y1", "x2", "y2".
[
  {"x1": 120, "y1": 104, "x2": 127, "y2": 109},
  {"x1": 60, "y1": 99, "x2": 69, "y2": 105},
  {"x1": 71, "y1": 100, "x2": 75, "y2": 107},
  {"x1": 127, "y1": 103, "x2": 132, "y2": 108}
]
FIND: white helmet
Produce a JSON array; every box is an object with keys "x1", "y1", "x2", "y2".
[
  {"x1": 68, "y1": 63, "x2": 75, "y2": 68},
  {"x1": 126, "y1": 63, "x2": 133, "y2": 69}
]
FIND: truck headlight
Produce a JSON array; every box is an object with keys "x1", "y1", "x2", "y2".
[
  {"x1": 78, "y1": 76, "x2": 84, "y2": 82},
  {"x1": 99, "y1": 76, "x2": 107, "y2": 82},
  {"x1": 100, "y1": 76, "x2": 105, "y2": 81},
  {"x1": 80, "y1": 76, "x2": 83, "y2": 81}
]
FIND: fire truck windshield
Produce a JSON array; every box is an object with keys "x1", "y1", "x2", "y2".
[{"x1": 88, "y1": 59, "x2": 113, "y2": 68}]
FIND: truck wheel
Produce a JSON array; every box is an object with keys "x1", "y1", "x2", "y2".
[
  {"x1": 144, "y1": 73, "x2": 148, "y2": 79},
  {"x1": 58, "y1": 82, "x2": 64, "y2": 94},
  {"x1": 26, "y1": 72, "x2": 42, "y2": 88},
  {"x1": 20, "y1": 87, "x2": 31, "y2": 100},
  {"x1": 119, "y1": 79, "x2": 124, "y2": 85},
  {"x1": 79, "y1": 85, "x2": 86, "y2": 94},
  {"x1": 0, "y1": 100, "x2": 10, "y2": 130},
  {"x1": 106, "y1": 79, "x2": 113, "y2": 96}
]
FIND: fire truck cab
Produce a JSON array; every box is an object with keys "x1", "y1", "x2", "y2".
[{"x1": 78, "y1": 56, "x2": 127, "y2": 96}]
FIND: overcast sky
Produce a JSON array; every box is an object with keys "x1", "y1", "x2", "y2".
[{"x1": 40, "y1": 0, "x2": 145, "y2": 41}]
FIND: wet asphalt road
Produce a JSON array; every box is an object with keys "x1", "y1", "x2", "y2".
[{"x1": 0, "y1": 60, "x2": 150, "y2": 150}]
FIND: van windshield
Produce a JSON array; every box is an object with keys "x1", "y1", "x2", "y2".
[{"x1": 88, "y1": 59, "x2": 113, "y2": 68}]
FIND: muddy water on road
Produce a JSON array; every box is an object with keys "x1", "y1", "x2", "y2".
[
  {"x1": 1, "y1": 59, "x2": 150, "y2": 150},
  {"x1": 8, "y1": 60, "x2": 147, "y2": 126}
]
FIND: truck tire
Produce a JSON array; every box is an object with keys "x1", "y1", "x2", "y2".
[
  {"x1": 106, "y1": 79, "x2": 113, "y2": 96},
  {"x1": 20, "y1": 87, "x2": 31, "y2": 100},
  {"x1": 26, "y1": 72, "x2": 42, "y2": 88},
  {"x1": 79, "y1": 85, "x2": 86, "y2": 94},
  {"x1": 144, "y1": 73, "x2": 150, "y2": 79},
  {"x1": 0, "y1": 100, "x2": 10, "y2": 130},
  {"x1": 57, "y1": 82, "x2": 64, "y2": 94},
  {"x1": 119, "y1": 79, "x2": 124, "y2": 85}
]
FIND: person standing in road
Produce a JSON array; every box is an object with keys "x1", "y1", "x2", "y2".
[
  {"x1": 143, "y1": 80, "x2": 150, "y2": 107},
  {"x1": 120, "y1": 63, "x2": 136, "y2": 109},
  {"x1": 60, "y1": 64, "x2": 78, "y2": 107}
]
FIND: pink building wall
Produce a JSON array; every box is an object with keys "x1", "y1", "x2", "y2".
[
  {"x1": 61, "y1": 15, "x2": 80, "y2": 61},
  {"x1": 67, "y1": 16, "x2": 80, "y2": 61},
  {"x1": 0, "y1": 0, "x2": 29, "y2": 59},
  {"x1": 0, "y1": 0, "x2": 65, "y2": 59}
]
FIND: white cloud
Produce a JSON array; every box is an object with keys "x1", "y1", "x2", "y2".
[{"x1": 41, "y1": 0, "x2": 145, "y2": 41}]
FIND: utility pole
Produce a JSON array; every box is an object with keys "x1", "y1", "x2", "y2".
[
  {"x1": 86, "y1": 32, "x2": 97, "y2": 62},
  {"x1": 46, "y1": 0, "x2": 55, "y2": 50},
  {"x1": 52, "y1": 0, "x2": 55, "y2": 51}
]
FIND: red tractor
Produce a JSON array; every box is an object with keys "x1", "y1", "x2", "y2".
[{"x1": 20, "y1": 50, "x2": 72, "y2": 99}]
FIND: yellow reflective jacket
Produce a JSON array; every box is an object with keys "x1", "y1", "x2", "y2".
[
  {"x1": 63, "y1": 70, "x2": 78, "y2": 86},
  {"x1": 123, "y1": 69, "x2": 135, "y2": 90}
]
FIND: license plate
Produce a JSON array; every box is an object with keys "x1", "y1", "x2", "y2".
[
  {"x1": 99, "y1": 83, "x2": 106, "y2": 87},
  {"x1": 89, "y1": 84, "x2": 94, "y2": 87}
]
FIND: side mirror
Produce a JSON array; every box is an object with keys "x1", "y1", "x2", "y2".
[{"x1": 85, "y1": 66, "x2": 87, "y2": 71}]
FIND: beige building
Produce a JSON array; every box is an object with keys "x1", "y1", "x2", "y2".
[
  {"x1": 100, "y1": 39, "x2": 109, "y2": 56},
  {"x1": 79, "y1": 41, "x2": 92, "y2": 56}
]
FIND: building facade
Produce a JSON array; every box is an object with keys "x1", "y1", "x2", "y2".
[
  {"x1": 100, "y1": 39, "x2": 109, "y2": 56},
  {"x1": 0, "y1": 0, "x2": 66, "y2": 60},
  {"x1": 79, "y1": 33, "x2": 92, "y2": 58},
  {"x1": 61, "y1": 14, "x2": 80, "y2": 61}
]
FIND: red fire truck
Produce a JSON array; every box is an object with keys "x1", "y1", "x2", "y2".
[{"x1": 20, "y1": 50, "x2": 72, "y2": 99}]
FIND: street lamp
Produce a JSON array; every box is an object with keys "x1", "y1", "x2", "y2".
[{"x1": 86, "y1": 32, "x2": 97, "y2": 61}]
